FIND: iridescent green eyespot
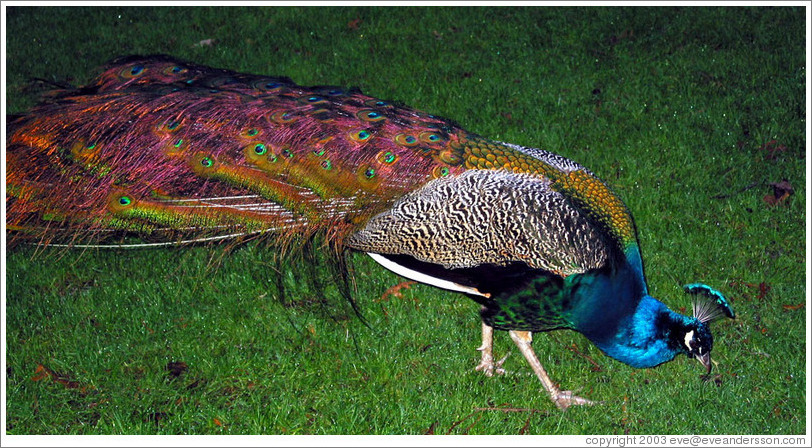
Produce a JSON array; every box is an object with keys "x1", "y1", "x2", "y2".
[
  {"x1": 394, "y1": 134, "x2": 419, "y2": 147},
  {"x1": 433, "y1": 166, "x2": 450, "y2": 177},
  {"x1": 358, "y1": 110, "x2": 385, "y2": 122},
  {"x1": 352, "y1": 130, "x2": 372, "y2": 142},
  {"x1": 271, "y1": 111, "x2": 295, "y2": 124}
]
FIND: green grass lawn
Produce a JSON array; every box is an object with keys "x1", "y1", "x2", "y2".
[{"x1": 4, "y1": 6, "x2": 807, "y2": 435}]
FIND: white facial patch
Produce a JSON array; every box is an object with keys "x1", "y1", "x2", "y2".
[{"x1": 684, "y1": 330, "x2": 695, "y2": 350}]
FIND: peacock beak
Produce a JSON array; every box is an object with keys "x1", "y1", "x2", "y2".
[{"x1": 697, "y1": 352, "x2": 712, "y2": 374}]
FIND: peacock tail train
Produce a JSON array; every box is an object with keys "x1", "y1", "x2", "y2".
[{"x1": 7, "y1": 55, "x2": 634, "y2": 258}]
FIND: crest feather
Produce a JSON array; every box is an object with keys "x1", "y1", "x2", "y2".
[{"x1": 684, "y1": 283, "x2": 735, "y2": 323}]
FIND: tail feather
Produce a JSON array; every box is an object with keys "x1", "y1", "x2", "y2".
[
  {"x1": 7, "y1": 55, "x2": 638, "y2": 263},
  {"x1": 6, "y1": 55, "x2": 467, "y2": 249}
]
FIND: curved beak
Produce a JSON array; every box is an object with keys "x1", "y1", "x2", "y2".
[{"x1": 697, "y1": 352, "x2": 712, "y2": 374}]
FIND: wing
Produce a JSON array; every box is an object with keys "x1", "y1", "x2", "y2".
[{"x1": 346, "y1": 169, "x2": 617, "y2": 296}]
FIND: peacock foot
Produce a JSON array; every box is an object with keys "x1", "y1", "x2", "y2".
[
  {"x1": 475, "y1": 322, "x2": 508, "y2": 376},
  {"x1": 475, "y1": 351, "x2": 509, "y2": 377},
  {"x1": 551, "y1": 390, "x2": 596, "y2": 410}
]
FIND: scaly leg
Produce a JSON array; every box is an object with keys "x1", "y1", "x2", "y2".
[
  {"x1": 509, "y1": 330, "x2": 595, "y2": 410},
  {"x1": 475, "y1": 321, "x2": 508, "y2": 376}
]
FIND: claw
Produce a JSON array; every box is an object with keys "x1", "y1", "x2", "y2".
[
  {"x1": 475, "y1": 359, "x2": 496, "y2": 377},
  {"x1": 475, "y1": 351, "x2": 509, "y2": 376},
  {"x1": 493, "y1": 353, "x2": 509, "y2": 375},
  {"x1": 553, "y1": 390, "x2": 597, "y2": 410}
]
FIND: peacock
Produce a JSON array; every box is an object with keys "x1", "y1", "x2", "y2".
[{"x1": 6, "y1": 55, "x2": 735, "y2": 410}]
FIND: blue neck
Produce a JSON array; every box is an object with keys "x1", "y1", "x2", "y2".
[
  {"x1": 566, "y1": 244, "x2": 692, "y2": 368},
  {"x1": 588, "y1": 295, "x2": 690, "y2": 368}
]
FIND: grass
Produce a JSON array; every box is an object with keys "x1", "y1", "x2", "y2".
[{"x1": 4, "y1": 5, "x2": 807, "y2": 435}]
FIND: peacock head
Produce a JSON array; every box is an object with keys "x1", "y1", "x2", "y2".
[{"x1": 682, "y1": 283, "x2": 736, "y2": 373}]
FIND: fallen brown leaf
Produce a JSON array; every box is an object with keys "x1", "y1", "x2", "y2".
[
  {"x1": 378, "y1": 280, "x2": 417, "y2": 302},
  {"x1": 31, "y1": 363, "x2": 90, "y2": 393},
  {"x1": 31, "y1": 364, "x2": 51, "y2": 382},
  {"x1": 763, "y1": 180, "x2": 793, "y2": 206},
  {"x1": 782, "y1": 303, "x2": 804, "y2": 311},
  {"x1": 770, "y1": 179, "x2": 794, "y2": 197}
]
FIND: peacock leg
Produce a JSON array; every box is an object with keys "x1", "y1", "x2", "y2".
[
  {"x1": 475, "y1": 321, "x2": 508, "y2": 376},
  {"x1": 508, "y1": 330, "x2": 595, "y2": 410}
]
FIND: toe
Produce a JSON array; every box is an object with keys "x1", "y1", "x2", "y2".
[{"x1": 554, "y1": 391, "x2": 597, "y2": 410}]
